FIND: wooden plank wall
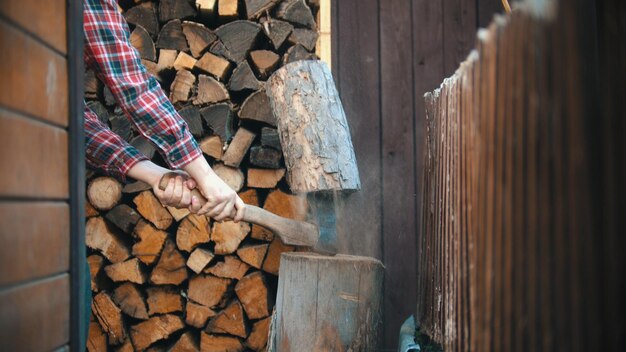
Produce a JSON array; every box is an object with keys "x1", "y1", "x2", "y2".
[
  {"x1": 0, "y1": 0, "x2": 72, "y2": 350},
  {"x1": 331, "y1": 0, "x2": 503, "y2": 349},
  {"x1": 418, "y1": 1, "x2": 626, "y2": 350}
]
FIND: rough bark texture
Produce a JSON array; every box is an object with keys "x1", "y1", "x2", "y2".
[{"x1": 266, "y1": 60, "x2": 361, "y2": 192}]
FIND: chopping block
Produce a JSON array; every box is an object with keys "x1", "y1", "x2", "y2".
[{"x1": 268, "y1": 253, "x2": 384, "y2": 352}]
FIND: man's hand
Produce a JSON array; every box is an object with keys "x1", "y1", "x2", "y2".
[
  {"x1": 153, "y1": 174, "x2": 197, "y2": 208},
  {"x1": 184, "y1": 158, "x2": 245, "y2": 222}
]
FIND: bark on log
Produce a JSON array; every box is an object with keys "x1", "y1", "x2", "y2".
[
  {"x1": 150, "y1": 240, "x2": 188, "y2": 285},
  {"x1": 239, "y1": 90, "x2": 275, "y2": 126},
  {"x1": 222, "y1": 127, "x2": 256, "y2": 167},
  {"x1": 200, "y1": 135, "x2": 224, "y2": 160},
  {"x1": 186, "y1": 301, "x2": 217, "y2": 328},
  {"x1": 195, "y1": 52, "x2": 232, "y2": 81},
  {"x1": 176, "y1": 214, "x2": 211, "y2": 253},
  {"x1": 212, "y1": 163, "x2": 245, "y2": 192},
  {"x1": 201, "y1": 333, "x2": 244, "y2": 352},
  {"x1": 206, "y1": 300, "x2": 247, "y2": 338},
  {"x1": 237, "y1": 244, "x2": 269, "y2": 269},
  {"x1": 146, "y1": 286, "x2": 183, "y2": 315},
  {"x1": 105, "y1": 204, "x2": 141, "y2": 234},
  {"x1": 88, "y1": 177, "x2": 122, "y2": 211},
  {"x1": 132, "y1": 220, "x2": 168, "y2": 265},
  {"x1": 266, "y1": 60, "x2": 361, "y2": 192},
  {"x1": 205, "y1": 255, "x2": 250, "y2": 279},
  {"x1": 211, "y1": 221, "x2": 251, "y2": 254},
  {"x1": 246, "y1": 317, "x2": 271, "y2": 351},
  {"x1": 134, "y1": 191, "x2": 174, "y2": 230},
  {"x1": 188, "y1": 275, "x2": 232, "y2": 308},
  {"x1": 182, "y1": 21, "x2": 217, "y2": 58},
  {"x1": 86, "y1": 217, "x2": 130, "y2": 263},
  {"x1": 130, "y1": 26, "x2": 156, "y2": 62},
  {"x1": 194, "y1": 75, "x2": 230, "y2": 105},
  {"x1": 156, "y1": 20, "x2": 189, "y2": 52},
  {"x1": 112, "y1": 282, "x2": 149, "y2": 320},
  {"x1": 104, "y1": 258, "x2": 147, "y2": 285},
  {"x1": 271, "y1": 253, "x2": 384, "y2": 351},
  {"x1": 235, "y1": 271, "x2": 271, "y2": 319},
  {"x1": 92, "y1": 292, "x2": 127, "y2": 345},
  {"x1": 130, "y1": 314, "x2": 185, "y2": 351},
  {"x1": 187, "y1": 247, "x2": 216, "y2": 274},
  {"x1": 247, "y1": 168, "x2": 285, "y2": 189},
  {"x1": 215, "y1": 21, "x2": 262, "y2": 62}
]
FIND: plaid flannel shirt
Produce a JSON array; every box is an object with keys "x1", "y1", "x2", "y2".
[{"x1": 83, "y1": 0, "x2": 201, "y2": 181}]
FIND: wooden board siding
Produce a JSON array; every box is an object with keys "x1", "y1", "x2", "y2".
[{"x1": 0, "y1": 0, "x2": 75, "y2": 350}]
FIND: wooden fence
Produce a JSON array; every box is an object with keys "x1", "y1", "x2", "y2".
[{"x1": 417, "y1": 1, "x2": 625, "y2": 351}]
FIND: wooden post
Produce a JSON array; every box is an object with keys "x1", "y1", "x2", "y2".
[{"x1": 270, "y1": 253, "x2": 383, "y2": 351}]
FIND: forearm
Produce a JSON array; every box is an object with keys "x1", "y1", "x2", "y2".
[
  {"x1": 182, "y1": 156, "x2": 216, "y2": 181},
  {"x1": 126, "y1": 160, "x2": 170, "y2": 186}
]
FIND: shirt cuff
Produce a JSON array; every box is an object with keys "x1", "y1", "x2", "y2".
[
  {"x1": 162, "y1": 132, "x2": 203, "y2": 170},
  {"x1": 87, "y1": 145, "x2": 149, "y2": 183}
]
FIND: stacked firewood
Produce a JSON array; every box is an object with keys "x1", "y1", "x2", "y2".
[{"x1": 84, "y1": 0, "x2": 319, "y2": 350}]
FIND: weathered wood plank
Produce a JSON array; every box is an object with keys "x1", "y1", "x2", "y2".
[{"x1": 0, "y1": 0, "x2": 67, "y2": 53}]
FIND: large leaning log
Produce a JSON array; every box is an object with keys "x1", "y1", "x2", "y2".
[
  {"x1": 270, "y1": 253, "x2": 384, "y2": 351},
  {"x1": 266, "y1": 60, "x2": 361, "y2": 192}
]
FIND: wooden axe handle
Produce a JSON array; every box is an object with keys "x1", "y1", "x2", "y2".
[{"x1": 158, "y1": 172, "x2": 320, "y2": 248}]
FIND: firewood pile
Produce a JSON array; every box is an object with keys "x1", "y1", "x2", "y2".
[{"x1": 84, "y1": 0, "x2": 320, "y2": 350}]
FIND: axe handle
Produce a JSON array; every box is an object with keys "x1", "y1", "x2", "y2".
[{"x1": 158, "y1": 172, "x2": 320, "y2": 248}]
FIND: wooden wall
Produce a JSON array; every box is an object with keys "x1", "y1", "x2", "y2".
[
  {"x1": 331, "y1": 0, "x2": 503, "y2": 349},
  {"x1": 417, "y1": 0, "x2": 626, "y2": 350},
  {"x1": 0, "y1": 0, "x2": 83, "y2": 350}
]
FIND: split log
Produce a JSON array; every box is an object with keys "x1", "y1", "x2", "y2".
[
  {"x1": 266, "y1": 60, "x2": 361, "y2": 192},
  {"x1": 159, "y1": 0, "x2": 197, "y2": 22},
  {"x1": 260, "y1": 127, "x2": 281, "y2": 151},
  {"x1": 272, "y1": 253, "x2": 384, "y2": 351},
  {"x1": 208, "y1": 40, "x2": 235, "y2": 63},
  {"x1": 212, "y1": 221, "x2": 251, "y2": 254},
  {"x1": 150, "y1": 240, "x2": 188, "y2": 285},
  {"x1": 247, "y1": 168, "x2": 285, "y2": 189},
  {"x1": 263, "y1": 19, "x2": 293, "y2": 50},
  {"x1": 239, "y1": 90, "x2": 275, "y2": 126},
  {"x1": 105, "y1": 204, "x2": 141, "y2": 234},
  {"x1": 130, "y1": 315, "x2": 185, "y2": 351},
  {"x1": 116, "y1": 341, "x2": 134, "y2": 352},
  {"x1": 170, "y1": 69, "x2": 196, "y2": 104},
  {"x1": 167, "y1": 205, "x2": 190, "y2": 221},
  {"x1": 222, "y1": 127, "x2": 256, "y2": 167},
  {"x1": 178, "y1": 105, "x2": 204, "y2": 137},
  {"x1": 288, "y1": 28, "x2": 319, "y2": 52},
  {"x1": 146, "y1": 286, "x2": 183, "y2": 315},
  {"x1": 104, "y1": 258, "x2": 146, "y2": 284},
  {"x1": 194, "y1": 75, "x2": 230, "y2": 105},
  {"x1": 196, "y1": 0, "x2": 217, "y2": 18},
  {"x1": 130, "y1": 26, "x2": 156, "y2": 62},
  {"x1": 187, "y1": 247, "x2": 216, "y2": 274},
  {"x1": 86, "y1": 201, "x2": 99, "y2": 218},
  {"x1": 176, "y1": 213, "x2": 211, "y2": 252},
  {"x1": 261, "y1": 237, "x2": 295, "y2": 275},
  {"x1": 250, "y1": 50, "x2": 280, "y2": 78},
  {"x1": 124, "y1": 2, "x2": 159, "y2": 37},
  {"x1": 157, "y1": 49, "x2": 178, "y2": 71},
  {"x1": 200, "y1": 135, "x2": 224, "y2": 160},
  {"x1": 133, "y1": 191, "x2": 174, "y2": 230},
  {"x1": 250, "y1": 224, "x2": 273, "y2": 242},
  {"x1": 238, "y1": 189, "x2": 259, "y2": 206},
  {"x1": 215, "y1": 21, "x2": 262, "y2": 62},
  {"x1": 245, "y1": 0, "x2": 278, "y2": 19},
  {"x1": 188, "y1": 275, "x2": 232, "y2": 308},
  {"x1": 186, "y1": 301, "x2": 217, "y2": 328},
  {"x1": 92, "y1": 292, "x2": 126, "y2": 345},
  {"x1": 205, "y1": 255, "x2": 250, "y2": 279},
  {"x1": 173, "y1": 52, "x2": 197, "y2": 71},
  {"x1": 88, "y1": 177, "x2": 122, "y2": 211},
  {"x1": 86, "y1": 217, "x2": 130, "y2": 263},
  {"x1": 104, "y1": 87, "x2": 116, "y2": 106},
  {"x1": 201, "y1": 333, "x2": 244, "y2": 352},
  {"x1": 143, "y1": 58, "x2": 160, "y2": 78},
  {"x1": 109, "y1": 113, "x2": 133, "y2": 141},
  {"x1": 237, "y1": 244, "x2": 269, "y2": 269},
  {"x1": 85, "y1": 70, "x2": 99, "y2": 100},
  {"x1": 249, "y1": 146, "x2": 283, "y2": 169},
  {"x1": 283, "y1": 44, "x2": 316, "y2": 64},
  {"x1": 132, "y1": 220, "x2": 168, "y2": 265},
  {"x1": 182, "y1": 21, "x2": 217, "y2": 58},
  {"x1": 206, "y1": 301, "x2": 248, "y2": 338},
  {"x1": 112, "y1": 282, "x2": 149, "y2": 320},
  {"x1": 245, "y1": 317, "x2": 270, "y2": 351},
  {"x1": 212, "y1": 163, "x2": 245, "y2": 192},
  {"x1": 87, "y1": 320, "x2": 107, "y2": 352},
  {"x1": 264, "y1": 189, "x2": 307, "y2": 220},
  {"x1": 276, "y1": 0, "x2": 316, "y2": 29},
  {"x1": 171, "y1": 332, "x2": 200, "y2": 352},
  {"x1": 130, "y1": 135, "x2": 157, "y2": 159},
  {"x1": 195, "y1": 52, "x2": 232, "y2": 81},
  {"x1": 228, "y1": 61, "x2": 262, "y2": 92},
  {"x1": 235, "y1": 271, "x2": 271, "y2": 319},
  {"x1": 218, "y1": 0, "x2": 239, "y2": 19},
  {"x1": 156, "y1": 20, "x2": 189, "y2": 52},
  {"x1": 123, "y1": 180, "x2": 151, "y2": 194},
  {"x1": 200, "y1": 103, "x2": 235, "y2": 141},
  {"x1": 87, "y1": 254, "x2": 105, "y2": 292},
  {"x1": 86, "y1": 100, "x2": 109, "y2": 124}
]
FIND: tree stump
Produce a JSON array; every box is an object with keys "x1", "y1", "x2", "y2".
[
  {"x1": 266, "y1": 60, "x2": 360, "y2": 192},
  {"x1": 270, "y1": 253, "x2": 383, "y2": 351}
]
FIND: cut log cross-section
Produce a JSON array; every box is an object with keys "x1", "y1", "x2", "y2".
[
  {"x1": 212, "y1": 221, "x2": 251, "y2": 254},
  {"x1": 187, "y1": 247, "x2": 216, "y2": 274},
  {"x1": 134, "y1": 191, "x2": 174, "y2": 230},
  {"x1": 130, "y1": 314, "x2": 185, "y2": 351},
  {"x1": 237, "y1": 244, "x2": 269, "y2": 269},
  {"x1": 200, "y1": 103, "x2": 234, "y2": 142},
  {"x1": 104, "y1": 258, "x2": 146, "y2": 284},
  {"x1": 228, "y1": 61, "x2": 262, "y2": 92},
  {"x1": 113, "y1": 282, "x2": 149, "y2": 320},
  {"x1": 249, "y1": 146, "x2": 283, "y2": 168},
  {"x1": 215, "y1": 20, "x2": 262, "y2": 62},
  {"x1": 212, "y1": 163, "x2": 245, "y2": 192},
  {"x1": 239, "y1": 90, "x2": 275, "y2": 126},
  {"x1": 173, "y1": 51, "x2": 197, "y2": 71},
  {"x1": 150, "y1": 240, "x2": 188, "y2": 285},
  {"x1": 250, "y1": 50, "x2": 280, "y2": 78},
  {"x1": 124, "y1": 2, "x2": 159, "y2": 37},
  {"x1": 157, "y1": 19, "x2": 189, "y2": 52},
  {"x1": 200, "y1": 135, "x2": 224, "y2": 160},
  {"x1": 88, "y1": 177, "x2": 122, "y2": 211},
  {"x1": 92, "y1": 292, "x2": 126, "y2": 345},
  {"x1": 205, "y1": 300, "x2": 247, "y2": 338},
  {"x1": 235, "y1": 271, "x2": 271, "y2": 319},
  {"x1": 146, "y1": 286, "x2": 183, "y2": 315},
  {"x1": 159, "y1": 0, "x2": 197, "y2": 22},
  {"x1": 170, "y1": 69, "x2": 196, "y2": 104},
  {"x1": 132, "y1": 220, "x2": 168, "y2": 265},
  {"x1": 176, "y1": 213, "x2": 211, "y2": 252},
  {"x1": 205, "y1": 255, "x2": 250, "y2": 280},
  {"x1": 85, "y1": 217, "x2": 130, "y2": 263},
  {"x1": 195, "y1": 52, "x2": 232, "y2": 81},
  {"x1": 194, "y1": 75, "x2": 230, "y2": 105},
  {"x1": 247, "y1": 168, "x2": 285, "y2": 188},
  {"x1": 182, "y1": 21, "x2": 217, "y2": 58},
  {"x1": 188, "y1": 275, "x2": 232, "y2": 308},
  {"x1": 130, "y1": 25, "x2": 156, "y2": 62},
  {"x1": 245, "y1": 0, "x2": 278, "y2": 19},
  {"x1": 186, "y1": 301, "x2": 217, "y2": 328}
]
